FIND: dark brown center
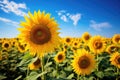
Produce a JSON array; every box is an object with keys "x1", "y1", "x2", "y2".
[
  {"x1": 19, "y1": 44, "x2": 25, "y2": 50},
  {"x1": 30, "y1": 25, "x2": 51, "y2": 45},
  {"x1": 66, "y1": 38, "x2": 70, "y2": 43},
  {"x1": 85, "y1": 35, "x2": 90, "y2": 40},
  {"x1": 58, "y1": 54, "x2": 63, "y2": 60},
  {"x1": 33, "y1": 58, "x2": 41, "y2": 66},
  {"x1": 74, "y1": 42, "x2": 77, "y2": 46},
  {"x1": 110, "y1": 46, "x2": 117, "y2": 53},
  {"x1": 4, "y1": 43, "x2": 9, "y2": 48},
  {"x1": 116, "y1": 56, "x2": 120, "y2": 64},
  {"x1": 115, "y1": 37, "x2": 120, "y2": 43},
  {"x1": 94, "y1": 41, "x2": 102, "y2": 49},
  {"x1": 78, "y1": 56, "x2": 90, "y2": 69}
]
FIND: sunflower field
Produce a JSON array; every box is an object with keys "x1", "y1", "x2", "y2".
[{"x1": 0, "y1": 10, "x2": 120, "y2": 80}]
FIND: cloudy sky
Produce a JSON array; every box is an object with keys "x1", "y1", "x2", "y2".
[{"x1": 0, "y1": 0, "x2": 120, "y2": 38}]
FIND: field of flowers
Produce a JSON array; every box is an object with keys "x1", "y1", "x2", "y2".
[{"x1": 0, "y1": 10, "x2": 120, "y2": 80}]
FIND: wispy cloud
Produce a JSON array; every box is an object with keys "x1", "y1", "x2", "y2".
[
  {"x1": 56, "y1": 10, "x2": 66, "y2": 16},
  {"x1": 90, "y1": 20, "x2": 111, "y2": 31},
  {"x1": 56, "y1": 10, "x2": 82, "y2": 26},
  {"x1": 0, "y1": 0, "x2": 27, "y2": 16},
  {"x1": 69, "y1": 13, "x2": 81, "y2": 26},
  {"x1": 0, "y1": 17, "x2": 19, "y2": 27},
  {"x1": 60, "y1": 15, "x2": 68, "y2": 22}
]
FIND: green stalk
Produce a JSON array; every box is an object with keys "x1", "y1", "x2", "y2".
[
  {"x1": 77, "y1": 74, "x2": 79, "y2": 80},
  {"x1": 117, "y1": 68, "x2": 119, "y2": 75},
  {"x1": 41, "y1": 56, "x2": 45, "y2": 80},
  {"x1": 96, "y1": 54, "x2": 99, "y2": 71}
]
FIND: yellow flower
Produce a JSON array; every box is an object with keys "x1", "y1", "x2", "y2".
[
  {"x1": 112, "y1": 34, "x2": 120, "y2": 44},
  {"x1": 82, "y1": 32, "x2": 91, "y2": 43},
  {"x1": 54, "y1": 51, "x2": 65, "y2": 63},
  {"x1": 2, "y1": 40, "x2": 11, "y2": 50},
  {"x1": 72, "y1": 49, "x2": 96, "y2": 75},
  {"x1": 28, "y1": 58, "x2": 41, "y2": 70},
  {"x1": 17, "y1": 43, "x2": 26, "y2": 53},
  {"x1": 72, "y1": 40, "x2": 80, "y2": 48},
  {"x1": 110, "y1": 52, "x2": 120, "y2": 68},
  {"x1": 106, "y1": 44, "x2": 119, "y2": 54},
  {"x1": 63, "y1": 37, "x2": 73, "y2": 46},
  {"x1": 89, "y1": 35, "x2": 105, "y2": 54},
  {"x1": 18, "y1": 10, "x2": 61, "y2": 57}
]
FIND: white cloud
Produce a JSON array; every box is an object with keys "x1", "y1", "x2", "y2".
[
  {"x1": 60, "y1": 15, "x2": 68, "y2": 22},
  {"x1": 69, "y1": 13, "x2": 82, "y2": 26},
  {"x1": 90, "y1": 20, "x2": 111, "y2": 31},
  {"x1": 56, "y1": 10, "x2": 82, "y2": 26},
  {"x1": 0, "y1": 17, "x2": 19, "y2": 27},
  {"x1": 0, "y1": 0, "x2": 27, "y2": 16}
]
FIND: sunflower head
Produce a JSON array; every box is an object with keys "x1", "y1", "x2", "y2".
[
  {"x1": 110, "y1": 52, "x2": 120, "y2": 68},
  {"x1": 18, "y1": 10, "x2": 61, "y2": 57},
  {"x1": 2, "y1": 40, "x2": 11, "y2": 50},
  {"x1": 82, "y1": 32, "x2": 91, "y2": 43},
  {"x1": 106, "y1": 44, "x2": 119, "y2": 54},
  {"x1": 17, "y1": 43, "x2": 27, "y2": 53},
  {"x1": 63, "y1": 37, "x2": 73, "y2": 46},
  {"x1": 89, "y1": 36, "x2": 105, "y2": 54},
  {"x1": 72, "y1": 40, "x2": 80, "y2": 48},
  {"x1": 28, "y1": 58, "x2": 41, "y2": 70},
  {"x1": 54, "y1": 51, "x2": 65, "y2": 63},
  {"x1": 112, "y1": 34, "x2": 120, "y2": 44},
  {"x1": 72, "y1": 49, "x2": 96, "y2": 75}
]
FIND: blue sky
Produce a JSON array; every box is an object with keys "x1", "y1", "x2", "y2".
[{"x1": 0, "y1": 0, "x2": 120, "y2": 38}]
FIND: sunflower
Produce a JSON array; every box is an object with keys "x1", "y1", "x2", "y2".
[
  {"x1": 112, "y1": 34, "x2": 120, "y2": 44},
  {"x1": 82, "y1": 32, "x2": 91, "y2": 43},
  {"x1": 72, "y1": 40, "x2": 80, "y2": 48},
  {"x1": 18, "y1": 10, "x2": 61, "y2": 57},
  {"x1": 71, "y1": 49, "x2": 96, "y2": 75},
  {"x1": 89, "y1": 35, "x2": 105, "y2": 54},
  {"x1": 54, "y1": 51, "x2": 65, "y2": 63},
  {"x1": 110, "y1": 52, "x2": 120, "y2": 68},
  {"x1": 63, "y1": 37, "x2": 73, "y2": 46},
  {"x1": 103, "y1": 38, "x2": 112, "y2": 45},
  {"x1": 28, "y1": 58, "x2": 41, "y2": 70},
  {"x1": 2, "y1": 40, "x2": 11, "y2": 50},
  {"x1": 17, "y1": 43, "x2": 26, "y2": 53},
  {"x1": 10, "y1": 38, "x2": 17, "y2": 47},
  {"x1": 106, "y1": 44, "x2": 119, "y2": 54}
]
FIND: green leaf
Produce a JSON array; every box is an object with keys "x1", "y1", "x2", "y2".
[
  {"x1": 52, "y1": 70, "x2": 57, "y2": 77},
  {"x1": 35, "y1": 71, "x2": 47, "y2": 79},
  {"x1": 0, "y1": 75, "x2": 7, "y2": 80},
  {"x1": 15, "y1": 75, "x2": 22, "y2": 80},
  {"x1": 105, "y1": 67, "x2": 115, "y2": 72},
  {"x1": 44, "y1": 62, "x2": 52, "y2": 68},
  {"x1": 26, "y1": 71, "x2": 38, "y2": 80},
  {"x1": 67, "y1": 73, "x2": 74, "y2": 79},
  {"x1": 88, "y1": 76, "x2": 95, "y2": 80},
  {"x1": 64, "y1": 66, "x2": 72, "y2": 71},
  {"x1": 58, "y1": 71, "x2": 66, "y2": 78},
  {"x1": 95, "y1": 71, "x2": 104, "y2": 78}
]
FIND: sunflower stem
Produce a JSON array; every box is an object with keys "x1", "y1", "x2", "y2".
[
  {"x1": 96, "y1": 54, "x2": 99, "y2": 80},
  {"x1": 77, "y1": 74, "x2": 79, "y2": 80},
  {"x1": 117, "y1": 68, "x2": 119, "y2": 75},
  {"x1": 26, "y1": 68, "x2": 29, "y2": 79},
  {"x1": 97, "y1": 54, "x2": 99, "y2": 71},
  {"x1": 56, "y1": 62, "x2": 58, "y2": 78},
  {"x1": 41, "y1": 56, "x2": 45, "y2": 80}
]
